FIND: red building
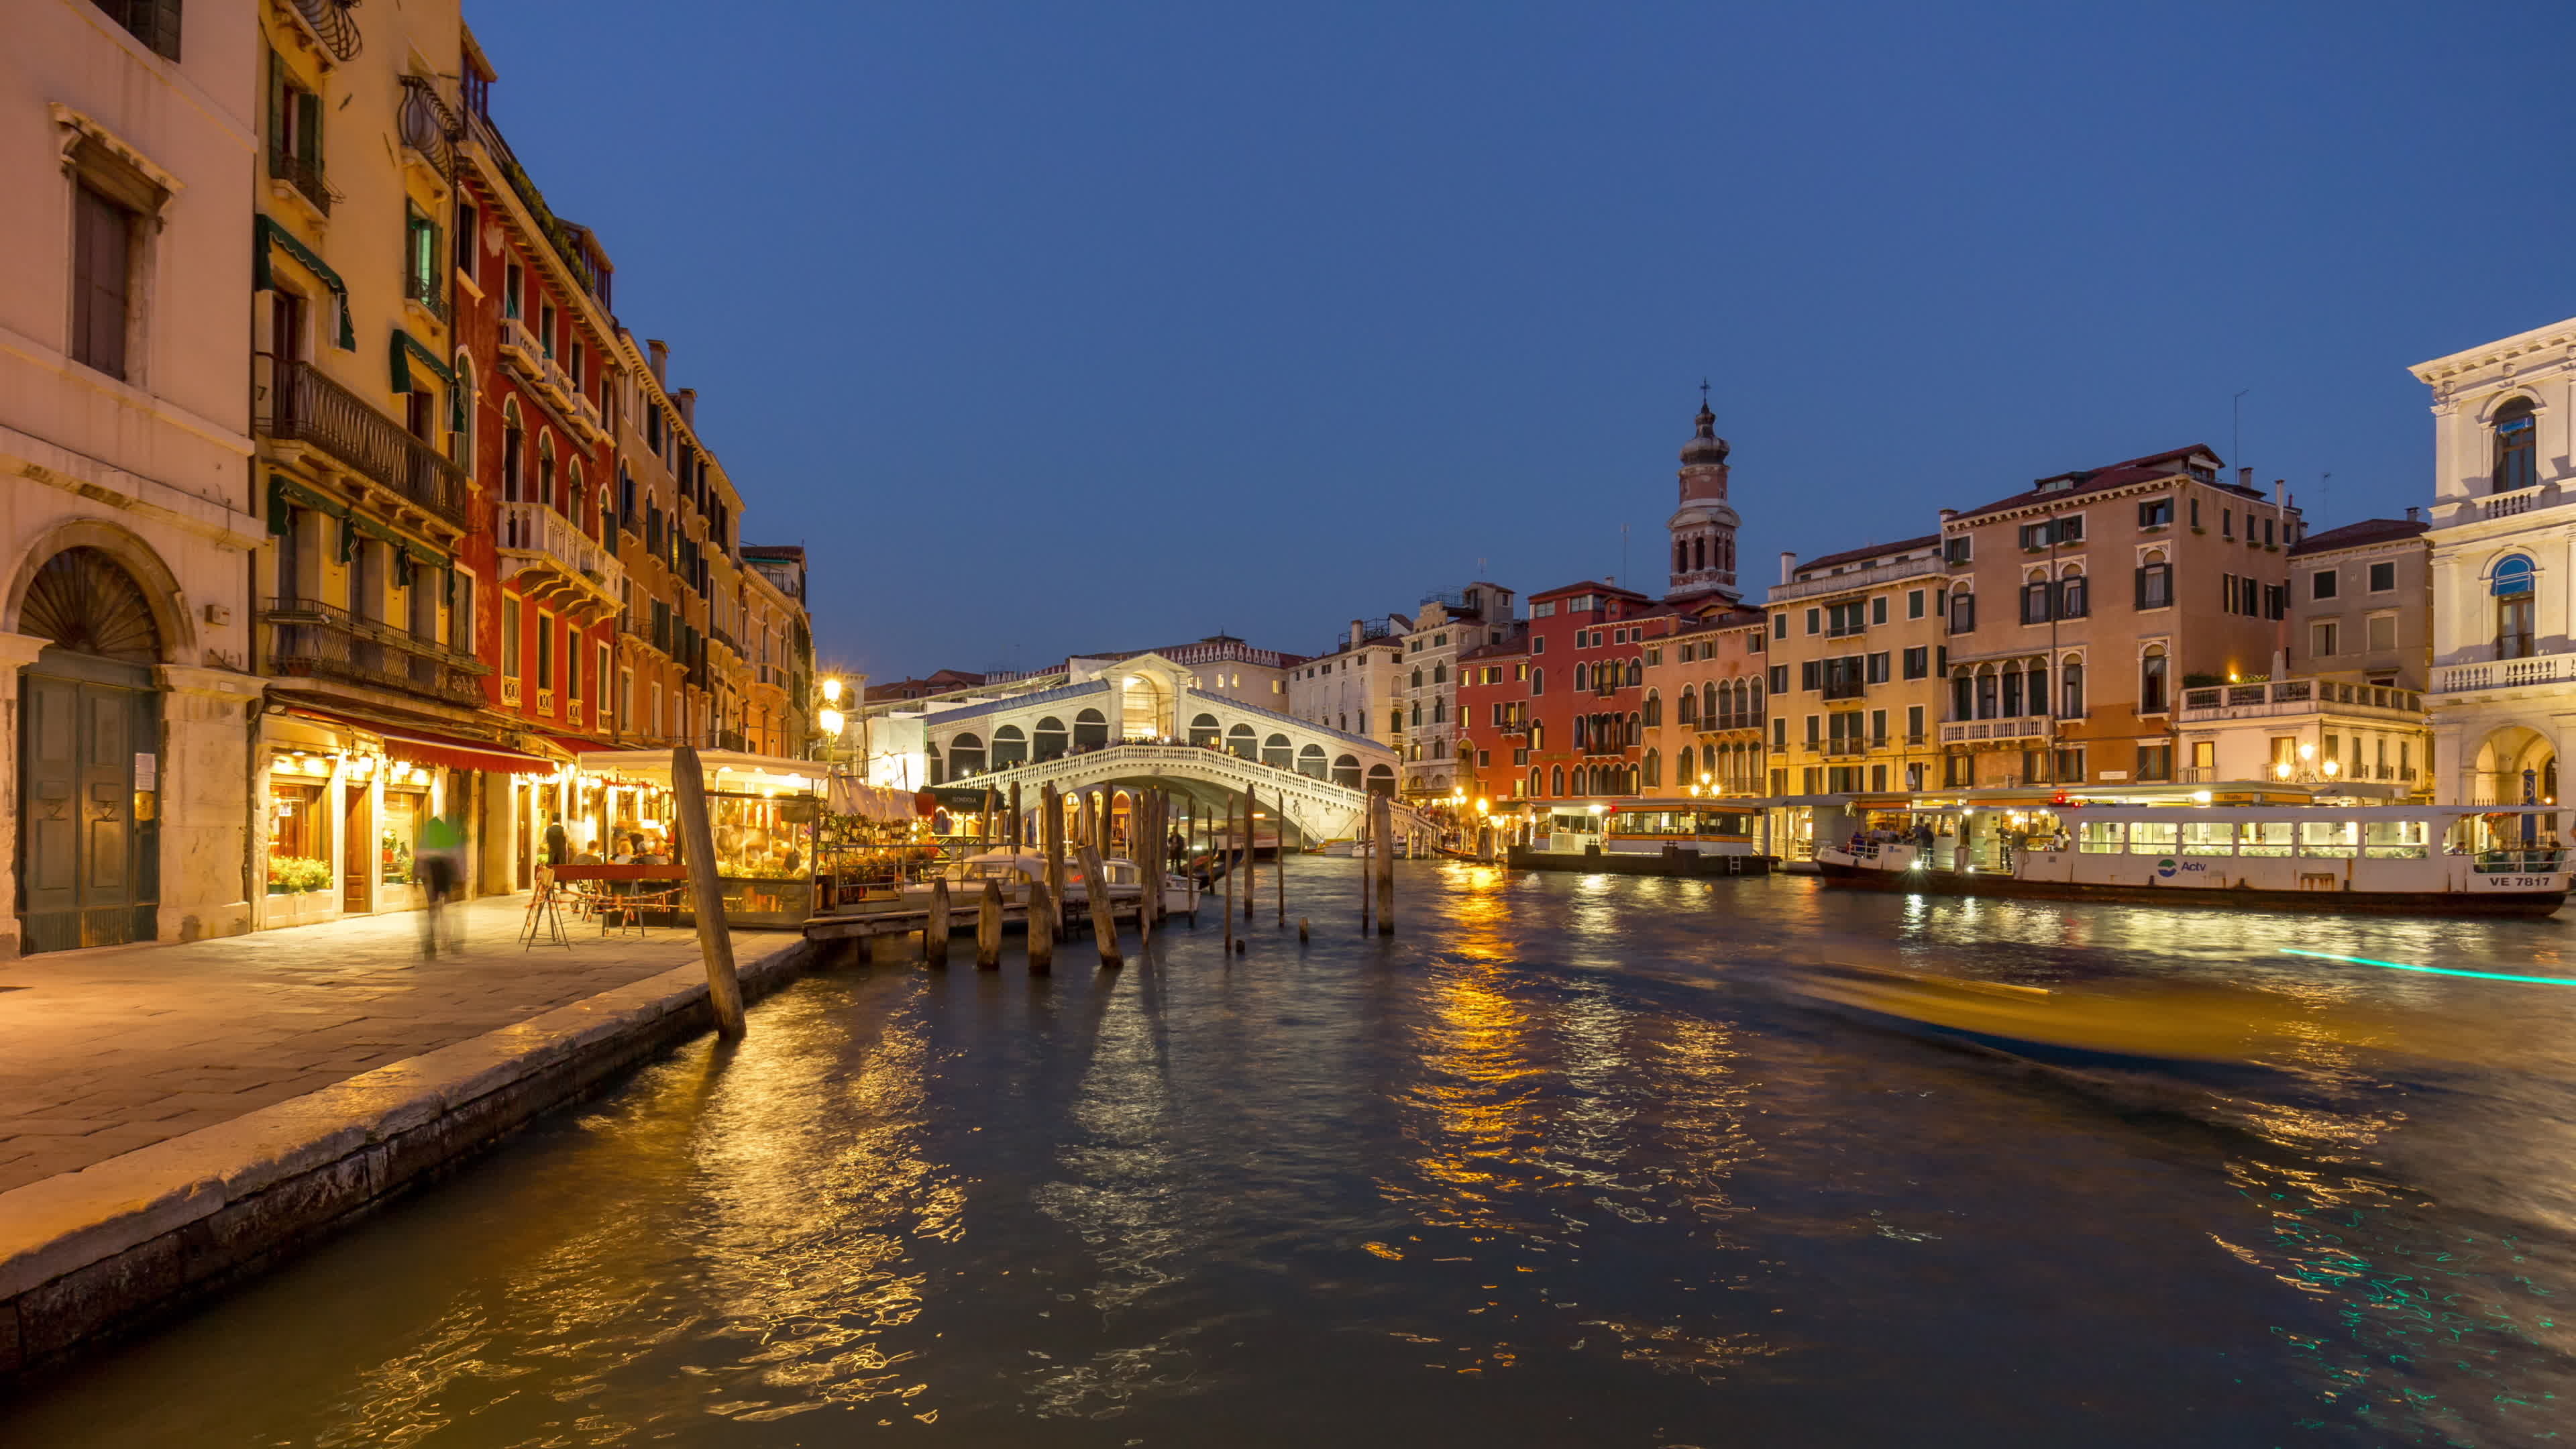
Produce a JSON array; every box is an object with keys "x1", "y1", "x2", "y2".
[{"x1": 1460, "y1": 580, "x2": 1668, "y2": 804}]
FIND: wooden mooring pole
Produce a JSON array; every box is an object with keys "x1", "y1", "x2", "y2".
[
  {"x1": 1275, "y1": 792, "x2": 1285, "y2": 926},
  {"x1": 925, "y1": 877, "x2": 953, "y2": 966},
  {"x1": 1026, "y1": 879, "x2": 1055, "y2": 974},
  {"x1": 1076, "y1": 843, "x2": 1123, "y2": 969},
  {"x1": 1241, "y1": 786, "x2": 1256, "y2": 922},
  {"x1": 977, "y1": 878, "x2": 1003, "y2": 969},
  {"x1": 1009, "y1": 782, "x2": 1023, "y2": 851},
  {"x1": 669, "y1": 745, "x2": 747, "y2": 1039},
  {"x1": 1373, "y1": 792, "x2": 1395, "y2": 936},
  {"x1": 1359, "y1": 797, "x2": 1373, "y2": 935},
  {"x1": 1043, "y1": 784, "x2": 1067, "y2": 941}
]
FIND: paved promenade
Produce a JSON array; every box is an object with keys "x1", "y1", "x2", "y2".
[{"x1": 0, "y1": 896, "x2": 774, "y2": 1195}]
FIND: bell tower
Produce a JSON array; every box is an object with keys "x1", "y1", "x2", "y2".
[{"x1": 1665, "y1": 385, "x2": 1741, "y2": 604}]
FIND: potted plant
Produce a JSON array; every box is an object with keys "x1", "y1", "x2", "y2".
[{"x1": 266, "y1": 855, "x2": 333, "y2": 896}]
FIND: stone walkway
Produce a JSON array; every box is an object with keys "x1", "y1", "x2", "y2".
[{"x1": 0, "y1": 895, "x2": 781, "y2": 1194}]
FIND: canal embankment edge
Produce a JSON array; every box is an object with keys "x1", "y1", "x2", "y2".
[{"x1": 0, "y1": 933, "x2": 829, "y2": 1383}]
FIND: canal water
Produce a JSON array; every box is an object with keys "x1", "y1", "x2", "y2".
[{"x1": 10, "y1": 863, "x2": 2575, "y2": 1447}]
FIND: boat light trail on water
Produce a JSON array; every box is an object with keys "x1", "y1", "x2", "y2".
[{"x1": 2279, "y1": 947, "x2": 2576, "y2": 987}]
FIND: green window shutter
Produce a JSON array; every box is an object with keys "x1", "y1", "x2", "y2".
[
  {"x1": 266, "y1": 50, "x2": 284, "y2": 161},
  {"x1": 296, "y1": 90, "x2": 320, "y2": 169}
]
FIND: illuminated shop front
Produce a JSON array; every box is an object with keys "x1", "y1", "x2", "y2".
[{"x1": 576, "y1": 749, "x2": 823, "y2": 926}]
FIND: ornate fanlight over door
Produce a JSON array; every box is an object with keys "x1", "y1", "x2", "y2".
[{"x1": 20, "y1": 547, "x2": 160, "y2": 663}]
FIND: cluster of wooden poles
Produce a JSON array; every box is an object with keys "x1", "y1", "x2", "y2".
[{"x1": 914, "y1": 779, "x2": 1404, "y2": 974}]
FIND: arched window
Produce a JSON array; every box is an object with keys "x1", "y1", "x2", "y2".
[
  {"x1": 1410, "y1": 666, "x2": 1424, "y2": 688},
  {"x1": 2139, "y1": 646, "x2": 2167, "y2": 714},
  {"x1": 1701, "y1": 681, "x2": 1717, "y2": 724},
  {"x1": 1298, "y1": 743, "x2": 1328, "y2": 779},
  {"x1": 1573, "y1": 662, "x2": 1589, "y2": 691},
  {"x1": 1431, "y1": 698, "x2": 1446, "y2": 723},
  {"x1": 1643, "y1": 749, "x2": 1661, "y2": 787},
  {"x1": 1695, "y1": 537, "x2": 1707, "y2": 572},
  {"x1": 991, "y1": 724, "x2": 1028, "y2": 767},
  {"x1": 1626, "y1": 712, "x2": 1641, "y2": 745},
  {"x1": 1551, "y1": 765, "x2": 1565, "y2": 796},
  {"x1": 1227, "y1": 722, "x2": 1257, "y2": 756},
  {"x1": 452, "y1": 354, "x2": 477, "y2": 464},
  {"x1": 1529, "y1": 666, "x2": 1544, "y2": 696},
  {"x1": 1034, "y1": 715, "x2": 1069, "y2": 760},
  {"x1": 1432, "y1": 662, "x2": 1447, "y2": 684},
  {"x1": 1674, "y1": 540, "x2": 1688, "y2": 574},
  {"x1": 1187, "y1": 712, "x2": 1220, "y2": 748},
  {"x1": 501, "y1": 402, "x2": 525, "y2": 501},
  {"x1": 2496, "y1": 553, "x2": 2538, "y2": 658},
  {"x1": 1529, "y1": 767, "x2": 1543, "y2": 797},
  {"x1": 1627, "y1": 658, "x2": 1643, "y2": 687},
  {"x1": 538, "y1": 433, "x2": 556, "y2": 509},
  {"x1": 1263, "y1": 733, "x2": 1293, "y2": 769},
  {"x1": 2059, "y1": 658, "x2": 2084, "y2": 719},
  {"x1": 1333, "y1": 753, "x2": 1362, "y2": 789},
  {"x1": 2495, "y1": 396, "x2": 2539, "y2": 494},
  {"x1": 1074, "y1": 707, "x2": 1111, "y2": 749},
  {"x1": 1650, "y1": 689, "x2": 1668, "y2": 727},
  {"x1": 1366, "y1": 763, "x2": 1395, "y2": 795},
  {"x1": 947, "y1": 733, "x2": 985, "y2": 776},
  {"x1": 2056, "y1": 564, "x2": 2087, "y2": 619},
  {"x1": 2024, "y1": 658, "x2": 2049, "y2": 716}
]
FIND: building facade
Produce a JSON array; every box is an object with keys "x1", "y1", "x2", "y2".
[
  {"x1": 1395, "y1": 583, "x2": 1515, "y2": 801},
  {"x1": 1763, "y1": 536, "x2": 1946, "y2": 798},
  {"x1": 1288, "y1": 619, "x2": 1409, "y2": 749},
  {"x1": 1640, "y1": 606, "x2": 1767, "y2": 798},
  {"x1": 4, "y1": 0, "x2": 266, "y2": 953},
  {"x1": 1937, "y1": 447, "x2": 2298, "y2": 792},
  {"x1": 2414, "y1": 317, "x2": 2576, "y2": 806}
]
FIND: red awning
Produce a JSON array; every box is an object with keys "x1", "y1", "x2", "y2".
[
  {"x1": 378, "y1": 726, "x2": 557, "y2": 775},
  {"x1": 547, "y1": 735, "x2": 621, "y2": 754}
]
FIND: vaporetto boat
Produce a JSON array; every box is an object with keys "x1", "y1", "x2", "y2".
[{"x1": 1813, "y1": 804, "x2": 2571, "y2": 916}]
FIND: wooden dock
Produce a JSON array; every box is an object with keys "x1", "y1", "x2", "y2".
[{"x1": 801, "y1": 886, "x2": 1191, "y2": 943}]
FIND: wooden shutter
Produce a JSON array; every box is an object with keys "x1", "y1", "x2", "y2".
[
  {"x1": 297, "y1": 89, "x2": 321, "y2": 169},
  {"x1": 72, "y1": 187, "x2": 131, "y2": 380}
]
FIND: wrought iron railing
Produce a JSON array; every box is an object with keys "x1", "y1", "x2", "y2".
[
  {"x1": 266, "y1": 146, "x2": 332, "y2": 215},
  {"x1": 403, "y1": 265, "x2": 447, "y2": 325},
  {"x1": 286, "y1": 0, "x2": 361, "y2": 61},
  {"x1": 258, "y1": 358, "x2": 468, "y2": 526},
  {"x1": 398, "y1": 74, "x2": 460, "y2": 178},
  {"x1": 263, "y1": 596, "x2": 486, "y2": 706}
]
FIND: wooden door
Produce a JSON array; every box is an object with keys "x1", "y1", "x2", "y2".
[
  {"x1": 342, "y1": 784, "x2": 371, "y2": 912},
  {"x1": 19, "y1": 664, "x2": 152, "y2": 953}
]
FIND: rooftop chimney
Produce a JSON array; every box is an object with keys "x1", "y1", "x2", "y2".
[
  {"x1": 2273, "y1": 478, "x2": 2286, "y2": 507},
  {"x1": 1779, "y1": 551, "x2": 1798, "y2": 585},
  {"x1": 2238, "y1": 466, "x2": 2254, "y2": 490},
  {"x1": 1348, "y1": 619, "x2": 1363, "y2": 648},
  {"x1": 646, "y1": 339, "x2": 668, "y2": 383},
  {"x1": 675, "y1": 387, "x2": 696, "y2": 425},
  {"x1": 1938, "y1": 508, "x2": 1957, "y2": 523},
  {"x1": 2406, "y1": 505, "x2": 2420, "y2": 522}
]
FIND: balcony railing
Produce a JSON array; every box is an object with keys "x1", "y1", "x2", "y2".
[
  {"x1": 403, "y1": 266, "x2": 447, "y2": 325},
  {"x1": 258, "y1": 358, "x2": 467, "y2": 527},
  {"x1": 498, "y1": 501, "x2": 623, "y2": 600},
  {"x1": 397, "y1": 74, "x2": 460, "y2": 180},
  {"x1": 2180, "y1": 679, "x2": 2424, "y2": 717},
  {"x1": 263, "y1": 596, "x2": 486, "y2": 706},
  {"x1": 499, "y1": 316, "x2": 543, "y2": 374},
  {"x1": 285, "y1": 0, "x2": 362, "y2": 61},
  {"x1": 1766, "y1": 551, "x2": 1946, "y2": 605},
  {"x1": 1939, "y1": 714, "x2": 2053, "y2": 745},
  {"x1": 2434, "y1": 650, "x2": 2576, "y2": 694},
  {"x1": 1820, "y1": 679, "x2": 1867, "y2": 701},
  {"x1": 266, "y1": 146, "x2": 333, "y2": 215}
]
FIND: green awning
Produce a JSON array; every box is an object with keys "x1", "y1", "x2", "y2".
[
  {"x1": 388, "y1": 329, "x2": 455, "y2": 393},
  {"x1": 254, "y1": 216, "x2": 355, "y2": 350},
  {"x1": 270, "y1": 471, "x2": 451, "y2": 572}
]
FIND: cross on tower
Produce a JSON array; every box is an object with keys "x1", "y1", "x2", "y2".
[{"x1": 1699, "y1": 378, "x2": 1710, "y2": 409}]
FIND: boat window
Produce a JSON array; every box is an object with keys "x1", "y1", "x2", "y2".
[
  {"x1": 2239, "y1": 821, "x2": 2294, "y2": 857},
  {"x1": 2079, "y1": 821, "x2": 2124, "y2": 853},
  {"x1": 2127, "y1": 822, "x2": 2178, "y2": 855},
  {"x1": 2363, "y1": 819, "x2": 2429, "y2": 859},
  {"x1": 2179, "y1": 821, "x2": 2235, "y2": 855},
  {"x1": 2298, "y1": 820, "x2": 2358, "y2": 858}
]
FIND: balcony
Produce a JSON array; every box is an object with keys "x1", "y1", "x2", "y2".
[
  {"x1": 283, "y1": 0, "x2": 362, "y2": 62},
  {"x1": 1766, "y1": 551, "x2": 1946, "y2": 605},
  {"x1": 498, "y1": 501, "x2": 623, "y2": 621},
  {"x1": 1820, "y1": 679, "x2": 1867, "y2": 701},
  {"x1": 2435, "y1": 651, "x2": 2576, "y2": 696},
  {"x1": 266, "y1": 146, "x2": 332, "y2": 217},
  {"x1": 1939, "y1": 714, "x2": 2054, "y2": 745},
  {"x1": 2180, "y1": 678, "x2": 2424, "y2": 720},
  {"x1": 403, "y1": 266, "x2": 448, "y2": 326},
  {"x1": 1695, "y1": 713, "x2": 1764, "y2": 734},
  {"x1": 258, "y1": 358, "x2": 467, "y2": 528},
  {"x1": 499, "y1": 316, "x2": 543, "y2": 375},
  {"x1": 264, "y1": 596, "x2": 486, "y2": 707},
  {"x1": 397, "y1": 74, "x2": 459, "y2": 180}
]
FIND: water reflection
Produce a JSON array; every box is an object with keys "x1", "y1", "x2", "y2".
[{"x1": 11, "y1": 865, "x2": 2576, "y2": 1447}]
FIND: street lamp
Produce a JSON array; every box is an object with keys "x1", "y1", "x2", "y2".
[
  {"x1": 818, "y1": 706, "x2": 845, "y2": 740},
  {"x1": 821, "y1": 678, "x2": 843, "y2": 706}
]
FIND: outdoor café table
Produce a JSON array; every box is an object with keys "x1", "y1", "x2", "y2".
[{"x1": 550, "y1": 863, "x2": 688, "y2": 934}]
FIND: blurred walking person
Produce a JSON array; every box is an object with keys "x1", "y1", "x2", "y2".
[{"x1": 417, "y1": 808, "x2": 465, "y2": 958}]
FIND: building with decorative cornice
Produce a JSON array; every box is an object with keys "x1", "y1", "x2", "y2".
[{"x1": 2412, "y1": 316, "x2": 2576, "y2": 806}]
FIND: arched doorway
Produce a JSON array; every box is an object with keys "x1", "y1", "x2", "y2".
[
  {"x1": 2473, "y1": 726, "x2": 2557, "y2": 807},
  {"x1": 18, "y1": 547, "x2": 163, "y2": 953}
]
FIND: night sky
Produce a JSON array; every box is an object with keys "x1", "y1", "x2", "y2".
[{"x1": 466, "y1": 1, "x2": 2576, "y2": 682}]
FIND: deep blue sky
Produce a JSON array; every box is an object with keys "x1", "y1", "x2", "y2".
[{"x1": 469, "y1": 1, "x2": 2576, "y2": 682}]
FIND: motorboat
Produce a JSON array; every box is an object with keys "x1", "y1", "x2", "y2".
[{"x1": 1815, "y1": 803, "x2": 2571, "y2": 916}]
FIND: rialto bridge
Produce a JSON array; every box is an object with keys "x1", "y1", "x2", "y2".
[{"x1": 880, "y1": 652, "x2": 1426, "y2": 845}]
